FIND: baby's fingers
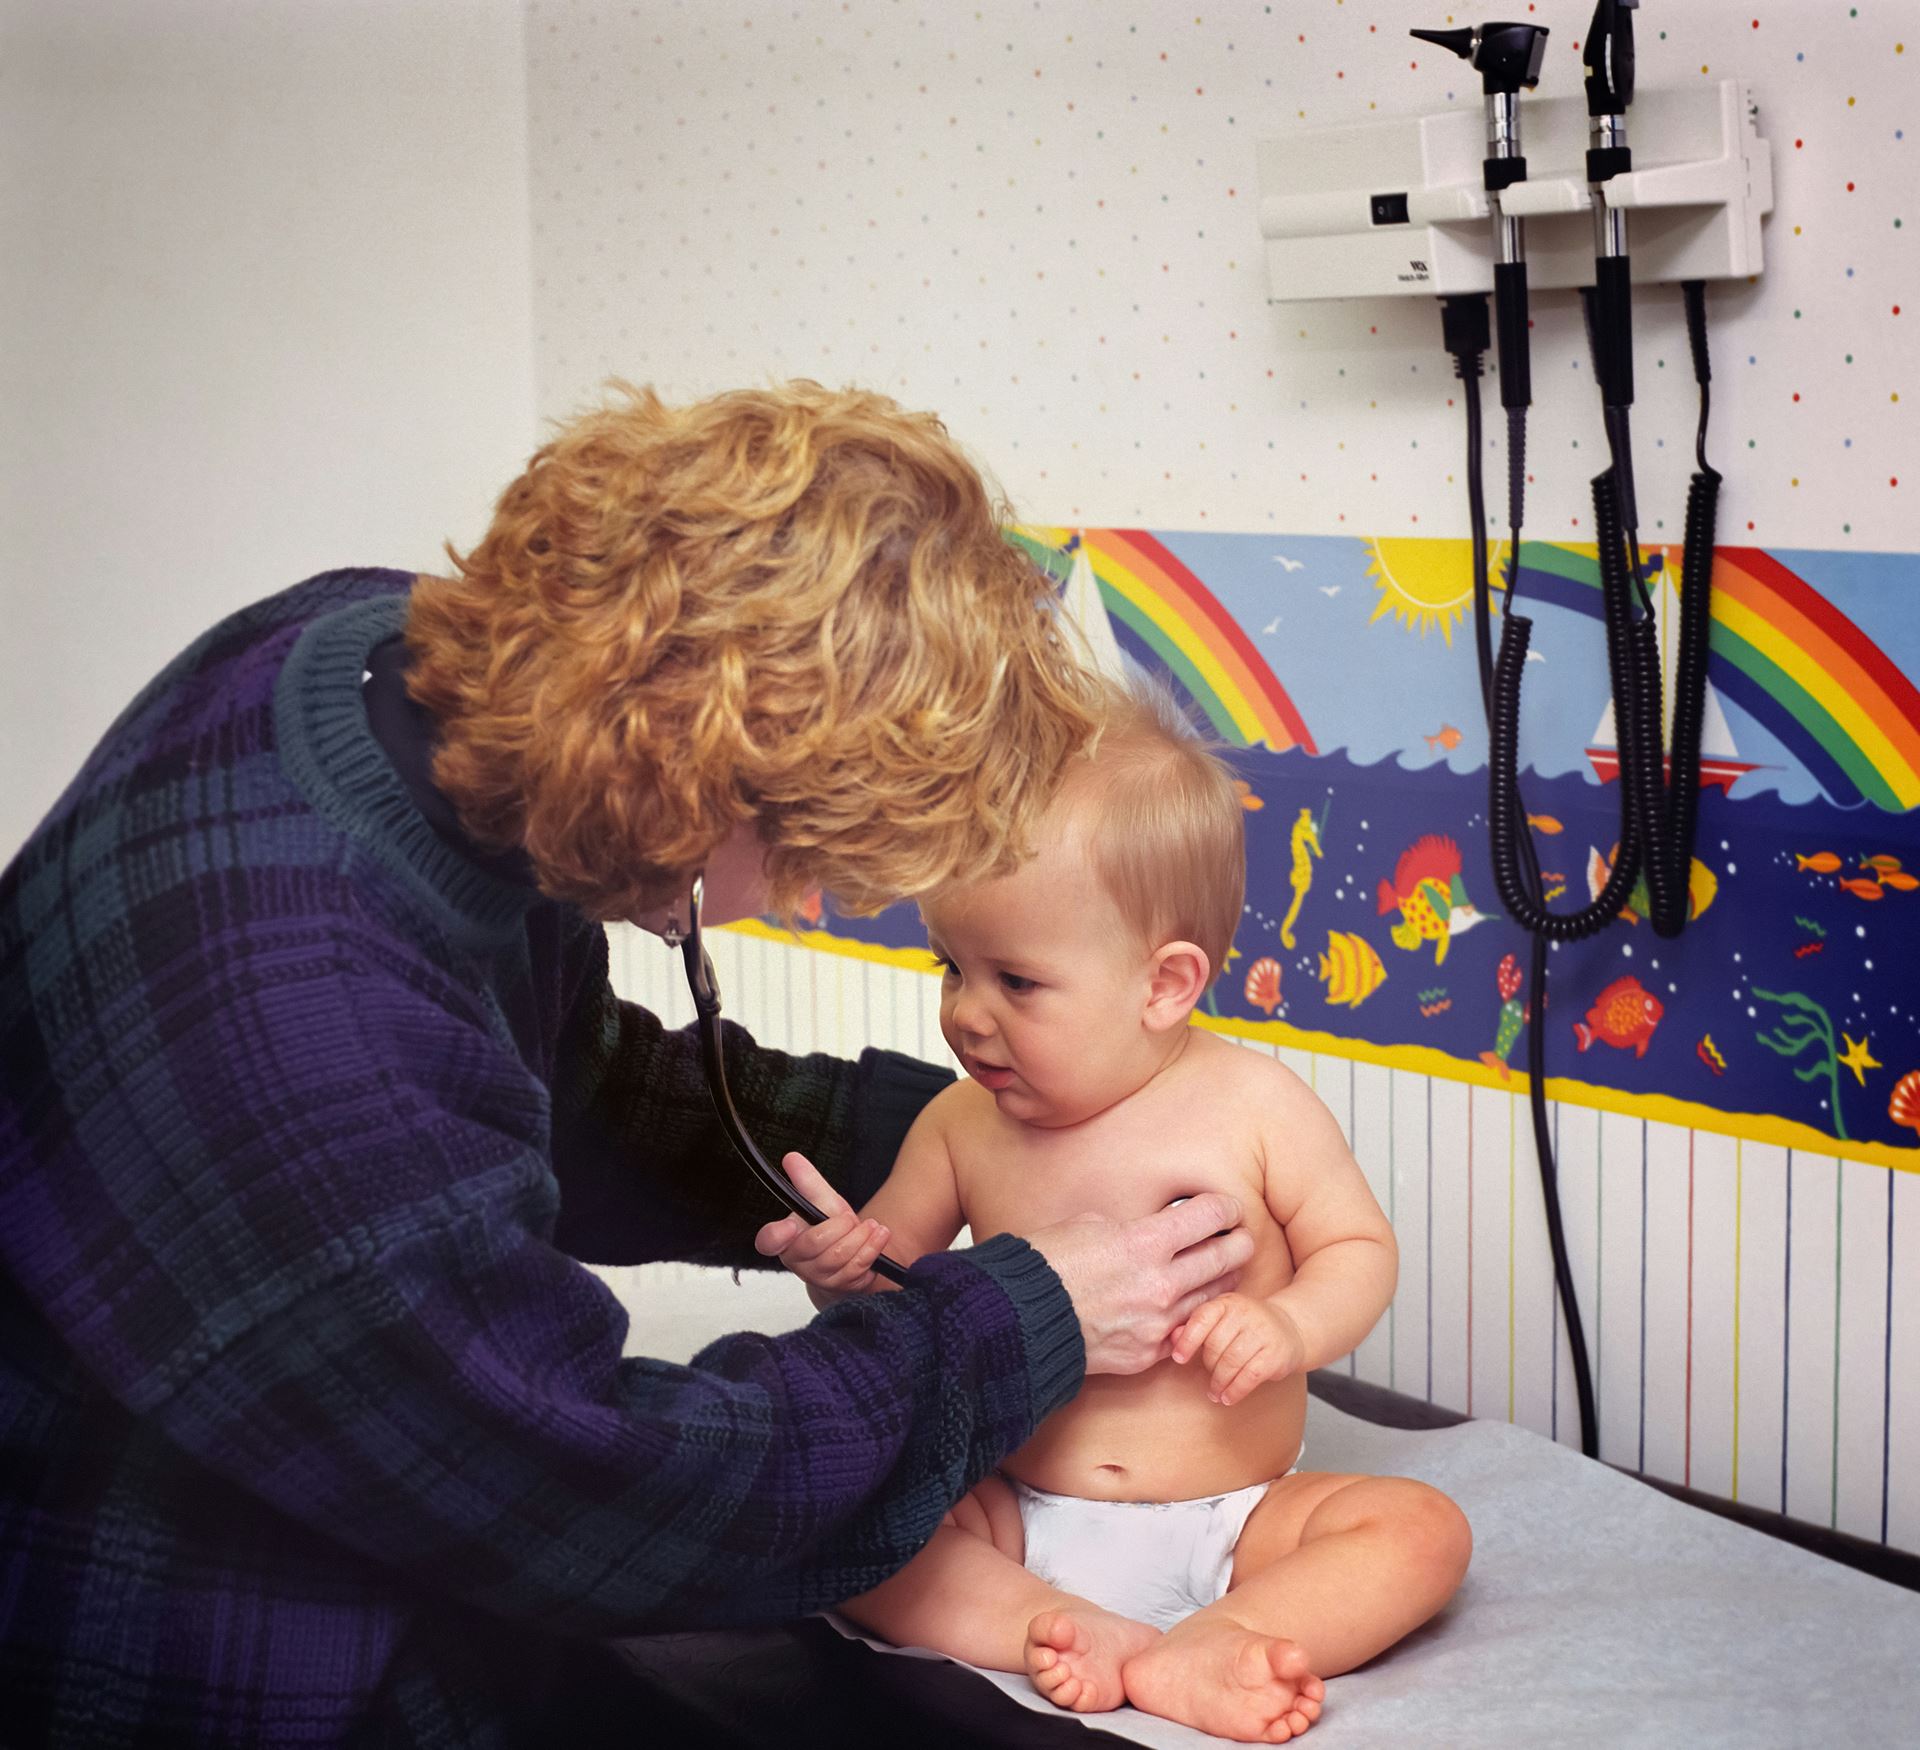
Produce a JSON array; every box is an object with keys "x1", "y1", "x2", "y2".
[
  {"x1": 825, "y1": 1220, "x2": 893, "y2": 1290},
  {"x1": 1171, "y1": 1299, "x2": 1228, "y2": 1365},
  {"x1": 781, "y1": 1151, "x2": 852, "y2": 1220},
  {"x1": 754, "y1": 1214, "x2": 807, "y2": 1258}
]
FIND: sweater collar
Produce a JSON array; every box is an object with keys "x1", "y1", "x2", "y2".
[{"x1": 273, "y1": 591, "x2": 543, "y2": 947}]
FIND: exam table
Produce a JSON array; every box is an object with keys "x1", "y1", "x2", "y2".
[{"x1": 609, "y1": 1373, "x2": 1920, "y2": 1747}]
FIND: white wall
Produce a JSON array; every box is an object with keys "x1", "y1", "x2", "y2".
[{"x1": 0, "y1": 0, "x2": 537, "y2": 858}]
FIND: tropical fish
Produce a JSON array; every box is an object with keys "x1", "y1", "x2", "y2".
[
  {"x1": 1585, "y1": 843, "x2": 1718, "y2": 924},
  {"x1": 1837, "y1": 877, "x2": 1886, "y2": 901},
  {"x1": 1243, "y1": 956, "x2": 1283, "y2": 1017},
  {"x1": 1884, "y1": 872, "x2": 1920, "y2": 892},
  {"x1": 1318, "y1": 930, "x2": 1387, "y2": 1008},
  {"x1": 1698, "y1": 1034, "x2": 1727, "y2": 1076},
  {"x1": 1526, "y1": 814, "x2": 1564, "y2": 835},
  {"x1": 1377, "y1": 834, "x2": 1490, "y2": 967},
  {"x1": 1860, "y1": 855, "x2": 1904, "y2": 876},
  {"x1": 1424, "y1": 724, "x2": 1463, "y2": 752},
  {"x1": 1573, "y1": 974, "x2": 1664, "y2": 1058},
  {"x1": 1278, "y1": 805, "x2": 1323, "y2": 950},
  {"x1": 1796, "y1": 852, "x2": 1843, "y2": 873},
  {"x1": 1233, "y1": 780, "x2": 1265, "y2": 813},
  {"x1": 1793, "y1": 941, "x2": 1825, "y2": 959}
]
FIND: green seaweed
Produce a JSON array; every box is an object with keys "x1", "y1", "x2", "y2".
[{"x1": 1752, "y1": 986, "x2": 1846, "y2": 1141}]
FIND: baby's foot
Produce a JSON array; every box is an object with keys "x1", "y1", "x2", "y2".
[
  {"x1": 1122, "y1": 1619, "x2": 1325, "y2": 1743},
  {"x1": 1024, "y1": 1604, "x2": 1161, "y2": 1713}
]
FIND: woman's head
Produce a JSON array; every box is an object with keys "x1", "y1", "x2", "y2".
[{"x1": 407, "y1": 380, "x2": 1102, "y2": 922}]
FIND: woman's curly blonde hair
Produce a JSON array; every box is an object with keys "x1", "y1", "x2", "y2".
[{"x1": 406, "y1": 380, "x2": 1103, "y2": 922}]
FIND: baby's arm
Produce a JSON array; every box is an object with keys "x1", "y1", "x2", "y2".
[
  {"x1": 756, "y1": 1084, "x2": 969, "y2": 1309},
  {"x1": 1173, "y1": 1063, "x2": 1397, "y2": 1404}
]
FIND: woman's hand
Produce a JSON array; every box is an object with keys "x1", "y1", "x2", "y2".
[
  {"x1": 1026, "y1": 1195, "x2": 1255, "y2": 1376},
  {"x1": 753, "y1": 1152, "x2": 893, "y2": 1297}
]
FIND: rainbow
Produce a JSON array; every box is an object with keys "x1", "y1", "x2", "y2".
[
  {"x1": 1010, "y1": 528, "x2": 1316, "y2": 753},
  {"x1": 1517, "y1": 542, "x2": 1920, "y2": 812}
]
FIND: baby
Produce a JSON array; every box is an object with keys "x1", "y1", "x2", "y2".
[{"x1": 757, "y1": 677, "x2": 1471, "y2": 1743}]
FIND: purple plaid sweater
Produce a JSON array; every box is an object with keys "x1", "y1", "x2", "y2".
[{"x1": 0, "y1": 569, "x2": 1084, "y2": 1745}]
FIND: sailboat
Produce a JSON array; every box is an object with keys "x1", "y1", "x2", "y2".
[
  {"x1": 1583, "y1": 561, "x2": 1756, "y2": 794},
  {"x1": 1060, "y1": 534, "x2": 1136, "y2": 686}
]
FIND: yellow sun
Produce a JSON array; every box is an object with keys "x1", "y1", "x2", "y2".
[{"x1": 1364, "y1": 538, "x2": 1504, "y2": 645}]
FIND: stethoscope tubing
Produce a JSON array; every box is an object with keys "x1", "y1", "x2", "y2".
[{"x1": 674, "y1": 875, "x2": 911, "y2": 1286}]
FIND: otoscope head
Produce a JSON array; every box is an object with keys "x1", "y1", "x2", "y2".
[
  {"x1": 1411, "y1": 21, "x2": 1549, "y2": 95},
  {"x1": 1582, "y1": 0, "x2": 1637, "y2": 116}
]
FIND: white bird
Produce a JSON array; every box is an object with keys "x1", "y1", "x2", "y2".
[
  {"x1": 1525, "y1": 648, "x2": 1547, "y2": 663},
  {"x1": 1318, "y1": 585, "x2": 1341, "y2": 598},
  {"x1": 1262, "y1": 616, "x2": 1282, "y2": 634},
  {"x1": 1273, "y1": 554, "x2": 1305, "y2": 572}
]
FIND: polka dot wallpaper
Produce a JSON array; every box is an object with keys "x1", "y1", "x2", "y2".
[{"x1": 527, "y1": 0, "x2": 1913, "y2": 549}]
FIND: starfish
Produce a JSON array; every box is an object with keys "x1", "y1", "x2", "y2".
[{"x1": 1837, "y1": 1032, "x2": 1882, "y2": 1087}]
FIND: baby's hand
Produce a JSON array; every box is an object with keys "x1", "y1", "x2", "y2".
[
  {"x1": 752, "y1": 1151, "x2": 893, "y2": 1296},
  {"x1": 1169, "y1": 1294, "x2": 1307, "y2": 1407}
]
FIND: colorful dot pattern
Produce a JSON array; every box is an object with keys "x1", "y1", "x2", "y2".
[{"x1": 527, "y1": 1, "x2": 1912, "y2": 547}]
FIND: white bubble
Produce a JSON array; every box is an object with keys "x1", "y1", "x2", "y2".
[
  {"x1": 1727, "y1": 862, "x2": 1737, "y2": 874},
  {"x1": 1669, "y1": 983, "x2": 1678, "y2": 992},
  {"x1": 1733, "y1": 952, "x2": 1742, "y2": 963},
  {"x1": 1857, "y1": 925, "x2": 1867, "y2": 937},
  {"x1": 1622, "y1": 944, "x2": 1634, "y2": 957},
  {"x1": 1748, "y1": 1007, "x2": 1757, "y2": 1017}
]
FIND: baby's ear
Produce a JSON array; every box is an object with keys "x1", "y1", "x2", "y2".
[{"x1": 1144, "y1": 940, "x2": 1211, "y2": 1030}]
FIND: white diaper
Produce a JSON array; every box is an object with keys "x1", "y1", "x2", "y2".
[{"x1": 1006, "y1": 1446, "x2": 1303, "y2": 1634}]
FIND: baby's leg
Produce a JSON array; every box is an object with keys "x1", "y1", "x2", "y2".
[
  {"x1": 838, "y1": 1476, "x2": 1160, "y2": 1712},
  {"x1": 1124, "y1": 1470, "x2": 1471, "y2": 1738}
]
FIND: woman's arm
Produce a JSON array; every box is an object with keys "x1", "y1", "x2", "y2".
[{"x1": 549, "y1": 921, "x2": 951, "y2": 1269}]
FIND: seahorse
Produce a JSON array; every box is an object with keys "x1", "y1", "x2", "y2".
[{"x1": 1279, "y1": 805, "x2": 1323, "y2": 950}]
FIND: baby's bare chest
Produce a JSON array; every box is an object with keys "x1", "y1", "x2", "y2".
[{"x1": 952, "y1": 1097, "x2": 1290, "y2": 1292}]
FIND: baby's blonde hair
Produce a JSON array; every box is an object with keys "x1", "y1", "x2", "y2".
[
  {"x1": 1054, "y1": 671, "x2": 1247, "y2": 986},
  {"x1": 406, "y1": 379, "x2": 1102, "y2": 921}
]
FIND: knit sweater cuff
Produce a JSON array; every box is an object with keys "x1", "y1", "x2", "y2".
[{"x1": 941, "y1": 1231, "x2": 1086, "y2": 1424}]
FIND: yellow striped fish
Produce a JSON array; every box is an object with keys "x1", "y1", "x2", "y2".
[{"x1": 1319, "y1": 931, "x2": 1387, "y2": 1008}]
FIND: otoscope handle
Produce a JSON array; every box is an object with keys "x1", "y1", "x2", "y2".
[
  {"x1": 1494, "y1": 261, "x2": 1531, "y2": 410},
  {"x1": 1594, "y1": 254, "x2": 1634, "y2": 410}
]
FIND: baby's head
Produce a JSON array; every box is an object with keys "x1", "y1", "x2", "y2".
[
  {"x1": 1050, "y1": 672, "x2": 1247, "y2": 992},
  {"x1": 921, "y1": 672, "x2": 1246, "y2": 1127}
]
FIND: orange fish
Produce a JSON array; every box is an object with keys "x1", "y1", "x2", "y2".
[
  {"x1": 1233, "y1": 780, "x2": 1265, "y2": 813},
  {"x1": 1425, "y1": 724, "x2": 1463, "y2": 751},
  {"x1": 1883, "y1": 872, "x2": 1919, "y2": 892},
  {"x1": 1574, "y1": 974, "x2": 1664, "y2": 1058},
  {"x1": 799, "y1": 890, "x2": 824, "y2": 925},
  {"x1": 1796, "y1": 853, "x2": 1843, "y2": 873},
  {"x1": 1526, "y1": 814, "x2": 1564, "y2": 835},
  {"x1": 1837, "y1": 877, "x2": 1886, "y2": 901},
  {"x1": 1859, "y1": 855, "x2": 1904, "y2": 876}
]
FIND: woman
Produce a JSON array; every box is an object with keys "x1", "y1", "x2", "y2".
[{"x1": 0, "y1": 381, "x2": 1253, "y2": 1744}]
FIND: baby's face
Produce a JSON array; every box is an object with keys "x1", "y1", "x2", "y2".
[{"x1": 921, "y1": 833, "x2": 1171, "y2": 1129}]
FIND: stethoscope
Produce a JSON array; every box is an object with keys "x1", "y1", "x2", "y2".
[{"x1": 664, "y1": 874, "x2": 911, "y2": 1285}]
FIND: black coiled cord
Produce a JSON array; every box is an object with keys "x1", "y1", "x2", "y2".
[{"x1": 1440, "y1": 282, "x2": 1720, "y2": 1461}]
